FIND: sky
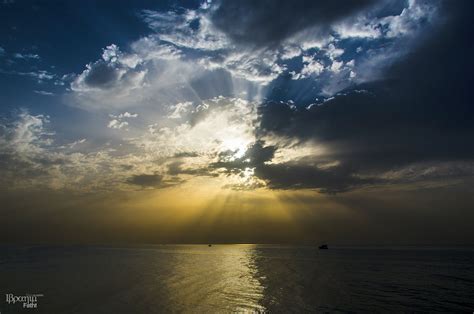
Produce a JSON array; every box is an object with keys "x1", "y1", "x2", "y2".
[{"x1": 0, "y1": 0, "x2": 473, "y2": 245}]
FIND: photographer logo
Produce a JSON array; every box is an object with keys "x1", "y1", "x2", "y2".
[{"x1": 5, "y1": 293, "x2": 43, "y2": 309}]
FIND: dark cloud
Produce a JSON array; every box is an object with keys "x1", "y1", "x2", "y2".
[
  {"x1": 72, "y1": 53, "x2": 145, "y2": 93},
  {"x1": 254, "y1": 0, "x2": 474, "y2": 191},
  {"x1": 126, "y1": 173, "x2": 184, "y2": 188},
  {"x1": 209, "y1": 140, "x2": 276, "y2": 174},
  {"x1": 83, "y1": 61, "x2": 120, "y2": 88},
  {"x1": 172, "y1": 151, "x2": 199, "y2": 158},
  {"x1": 167, "y1": 161, "x2": 218, "y2": 177},
  {"x1": 209, "y1": 141, "x2": 374, "y2": 193},
  {"x1": 254, "y1": 163, "x2": 376, "y2": 194},
  {"x1": 211, "y1": 0, "x2": 375, "y2": 46},
  {"x1": 126, "y1": 173, "x2": 163, "y2": 187}
]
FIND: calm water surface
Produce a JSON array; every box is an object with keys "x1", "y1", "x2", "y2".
[{"x1": 0, "y1": 245, "x2": 473, "y2": 313}]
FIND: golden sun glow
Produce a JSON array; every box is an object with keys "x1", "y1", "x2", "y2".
[{"x1": 221, "y1": 137, "x2": 248, "y2": 159}]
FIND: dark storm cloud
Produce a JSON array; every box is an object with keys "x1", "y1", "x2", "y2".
[
  {"x1": 211, "y1": 0, "x2": 375, "y2": 46},
  {"x1": 254, "y1": 0, "x2": 474, "y2": 190}
]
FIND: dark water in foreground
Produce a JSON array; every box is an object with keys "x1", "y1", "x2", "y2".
[{"x1": 0, "y1": 245, "x2": 473, "y2": 313}]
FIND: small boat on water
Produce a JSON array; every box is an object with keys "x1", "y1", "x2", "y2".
[{"x1": 318, "y1": 244, "x2": 329, "y2": 250}]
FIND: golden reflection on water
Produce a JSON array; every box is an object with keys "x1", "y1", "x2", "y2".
[{"x1": 161, "y1": 244, "x2": 265, "y2": 312}]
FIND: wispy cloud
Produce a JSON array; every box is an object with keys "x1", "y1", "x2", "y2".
[
  {"x1": 0, "y1": 69, "x2": 56, "y2": 82},
  {"x1": 13, "y1": 52, "x2": 40, "y2": 60},
  {"x1": 34, "y1": 90, "x2": 54, "y2": 96}
]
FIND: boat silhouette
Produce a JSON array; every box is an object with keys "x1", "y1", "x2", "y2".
[{"x1": 318, "y1": 244, "x2": 328, "y2": 250}]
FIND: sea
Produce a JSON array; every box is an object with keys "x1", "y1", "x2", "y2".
[{"x1": 0, "y1": 245, "x2": 473, "y2": 313}]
